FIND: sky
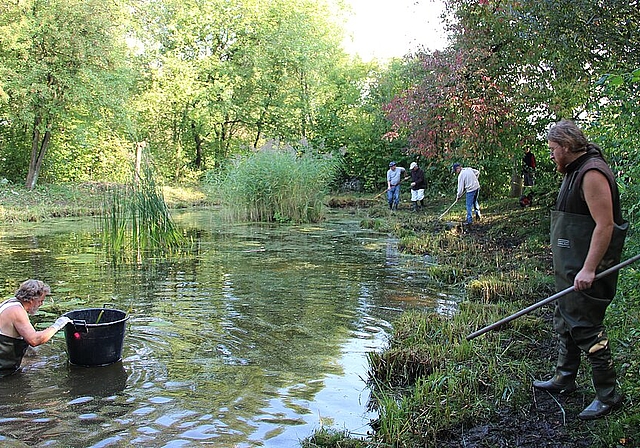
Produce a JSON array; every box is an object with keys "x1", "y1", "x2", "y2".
[{"x1": 341, "y1": 0, "x2": 448, "y2": 62}]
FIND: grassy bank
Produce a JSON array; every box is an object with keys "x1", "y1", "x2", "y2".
[
  {"x1": 304, "y1": 195, "x2": 640, "y2": 448},
  {"x1": 0, "y1": 182, "x2": 211, "y2": 222}
]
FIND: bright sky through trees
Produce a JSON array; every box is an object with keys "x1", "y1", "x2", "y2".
[{"x1": 342, "y1": 0, "x2": 447, "y2": 61}]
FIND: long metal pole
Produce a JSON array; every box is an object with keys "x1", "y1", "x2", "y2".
[
  {"x1": 373, "y1": 188, "x2": 389, "y2": 199},
  {"x1": 438, "y1": 198, "x2": 458, "y2": 220},
  {"x1": 466, "y1": 253, "x2": 640, "y2": 341}
]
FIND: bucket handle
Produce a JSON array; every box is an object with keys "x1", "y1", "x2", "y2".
[{"x1": 72, "y1": 320, "x2": 89, "y2": 333}]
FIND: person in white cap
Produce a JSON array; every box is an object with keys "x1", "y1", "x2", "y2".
[
  {"x1": 408, "y1": 161, "x2": 426, "y2": 211},
  {"x1": 386, "y1": 161, "x2": 405, "y2": 210}
]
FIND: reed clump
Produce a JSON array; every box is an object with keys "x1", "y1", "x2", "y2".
[
  {"x1": 301, "y1": 428, "x2": 368, "y2": 448},
  {"x1": 99, "y1": 164, "x2": 186, "y2": 258},
  {"x1": 209, "y1": 149, "x2": 340, "y2": 223}
]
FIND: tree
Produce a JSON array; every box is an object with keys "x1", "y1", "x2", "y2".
[
  {"x1": 130, "y1": 0, "x2": 351, "y2": 179},
  {"x1": 382, "y1": 0, "x2": 640, "y2": 197},
  {"x1": 0, "y1": 0, "x2": 130, "y2": 189}
]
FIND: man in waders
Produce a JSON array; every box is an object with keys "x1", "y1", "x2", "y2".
[
  {"x1": 533, "y1": 120, "x2": 627, "y2": 420},
  {"x1": 0, "y1": 280, "x2": 72, "y2": 377}
]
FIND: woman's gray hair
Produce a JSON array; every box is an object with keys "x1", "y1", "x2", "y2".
[
  {"x1": 15, "y1": 279, "x2": 51, "y2": 304},
  {"x1": 547, "y1": 119, "x2": 602, "y2": 155}
]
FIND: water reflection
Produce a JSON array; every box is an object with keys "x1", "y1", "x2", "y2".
[
  {"x1": 0, "y1": 209, "x2": 453, "y2": 447},
  {"x1": 65, "y1": 362, "x2": 128, "y2": 397}
]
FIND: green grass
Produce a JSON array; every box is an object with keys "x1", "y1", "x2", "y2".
[
  {"x1": 0, "y1": 181, "x2": 209, "y2": 223},
  {"x1": 303, "y1": 193, "x2": 640, "y2": 448},
  {"x1": 204, "y1": 149, "x2": 340, "y2": 223}
]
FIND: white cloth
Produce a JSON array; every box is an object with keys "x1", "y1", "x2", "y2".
[{"x1": 411, "y1": 189, "x2": 425, "y2": 201}]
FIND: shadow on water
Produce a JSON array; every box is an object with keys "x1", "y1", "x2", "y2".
[{"x1": 0, "y1": 209, "x2": 459, "y2": 447}]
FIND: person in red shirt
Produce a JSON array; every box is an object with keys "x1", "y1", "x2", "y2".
[{"x1": 523, "y1": 148, "x2": 536, "y2": 186}]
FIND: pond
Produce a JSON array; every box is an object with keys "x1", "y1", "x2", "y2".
[{"x1": 0, "y1": 208, "x2": 456, "y2": 447}]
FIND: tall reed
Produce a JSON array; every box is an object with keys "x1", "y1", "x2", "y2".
[
  {"x1": 209, "y1": 148, "x2": 340, "y2": 223},
  {"x1": 100, "y1": 163, "x2": 186, "y2": 258}
]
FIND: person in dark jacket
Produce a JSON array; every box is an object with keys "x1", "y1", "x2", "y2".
[
  {"x1": 407, "y1": 161, "x2": 426, "y2": 211},
  {"x1": 533, "y1": 120, "x2": 628, "y2": 420},
  {"x1": 523, "y1": 147, "x2": 536, "y2": 186}
]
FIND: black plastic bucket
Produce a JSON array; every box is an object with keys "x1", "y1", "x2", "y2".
[{"x1": 63, "y1": 307, "x2": 129, "y2": 367}]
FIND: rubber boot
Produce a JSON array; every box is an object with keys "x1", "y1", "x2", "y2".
[
  {"x1": 389, "y1": 202, "x2": 393, "y2": 210},
  {"x1": 533, "y1": 342, "x2": 580, "y2": 394},
  {"x1": 532, "y1": 365, "x2": 578, "y2": 394},
  {"x1": 410, "y1": 201, "x2": 417, "y2": 212},
  {"x1": 579, "y1": 346, "x2": 623, "y2": 420}
]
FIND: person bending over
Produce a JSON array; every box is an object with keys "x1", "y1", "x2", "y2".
[{"x1": 0, "y1": 279, "x2": 71, "y2": 377}]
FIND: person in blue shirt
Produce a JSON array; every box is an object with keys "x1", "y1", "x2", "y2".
[{"x1": 386, "y1": 162, "x2": 405, "y2": 211}]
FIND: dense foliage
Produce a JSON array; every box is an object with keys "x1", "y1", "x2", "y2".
[
  {"x1": 3, "y1": 0, "x2": 636, "y2": 202},
  {"x1": 0, "y1": 0, "x2": 133, "y2": 188},
  {"x1": 384, "y1": 0, "x2": 639, "y2": 198}
]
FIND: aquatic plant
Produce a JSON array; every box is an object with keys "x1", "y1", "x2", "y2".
[
  {"x1": 99, "y1": 163, "x2": 186, "y2": 258},
  {"x1": 300, "y1": 428, "x2": 368, "y2": 448},
  {"x1": 207, "y1": 148, "x2": 340, "y2": 223}
]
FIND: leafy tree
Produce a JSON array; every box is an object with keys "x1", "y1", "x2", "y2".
[
  {"x1": 0, "y1": 0, "x2": 132, "y2": 189},
  {"x1": 591, "y1": 68, "x2": 640, "y2": 226},
  {"x1": 382, "y1": 0, "x2": 640, "y2": 197},
  {"x1": 130, "y1": 0, "x2": 350, "y2": 181},
  {"x1": 336, "y1": 58, "x2": 416, "y2": 192}
]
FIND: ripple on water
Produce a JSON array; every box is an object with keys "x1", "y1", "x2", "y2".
[
  {"x1": 87, "y1": 435, "x2": 123, "y2": 448},
  {"x1": 159, "y1": 440, "x2": 191, "y2": 448},
  {"x1": 148, "y1": 396, "x2": 173, "y2": 404},
  {"x1": 133, "y1": 406, "x2": 156, "y2": 416},
  {"x1": 179, "y1": 423, "x2": 222, "y2": 440},
  {"x1": 78, "y1": 413, "x2": 100, "y2": 420},
  {"x1": 154, "y1": 410, "x2": 197, "y2": 427},
  {"x1": 68, "y1": 396, "x2": 94, "y2": 405}
]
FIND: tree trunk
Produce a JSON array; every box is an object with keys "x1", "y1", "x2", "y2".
[
  {"x1": 509, "y1": 157, "x2": 523, "y2": 198},
  {"x1": 25, "y1": 116, "x2": 51, "y2": 190},
  {"x1": 135, "y1": 141, "x2": 145, "y2": 183}
]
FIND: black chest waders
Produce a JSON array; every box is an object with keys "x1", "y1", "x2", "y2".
[
  {"x1": 0, "y1": 334, "x2": 29, "y2": 377},
  {"x1": 547, "y1": 211, "x2": 628, "y2": 418}
]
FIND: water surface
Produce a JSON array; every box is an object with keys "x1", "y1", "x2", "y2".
[{"x1": 0, "y1": 209, "x2": 455, "y2": 447}]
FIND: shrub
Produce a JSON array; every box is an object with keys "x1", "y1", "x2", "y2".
[{"x1": 207, "y1": 149, "x2": 340, "y2": 223}]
